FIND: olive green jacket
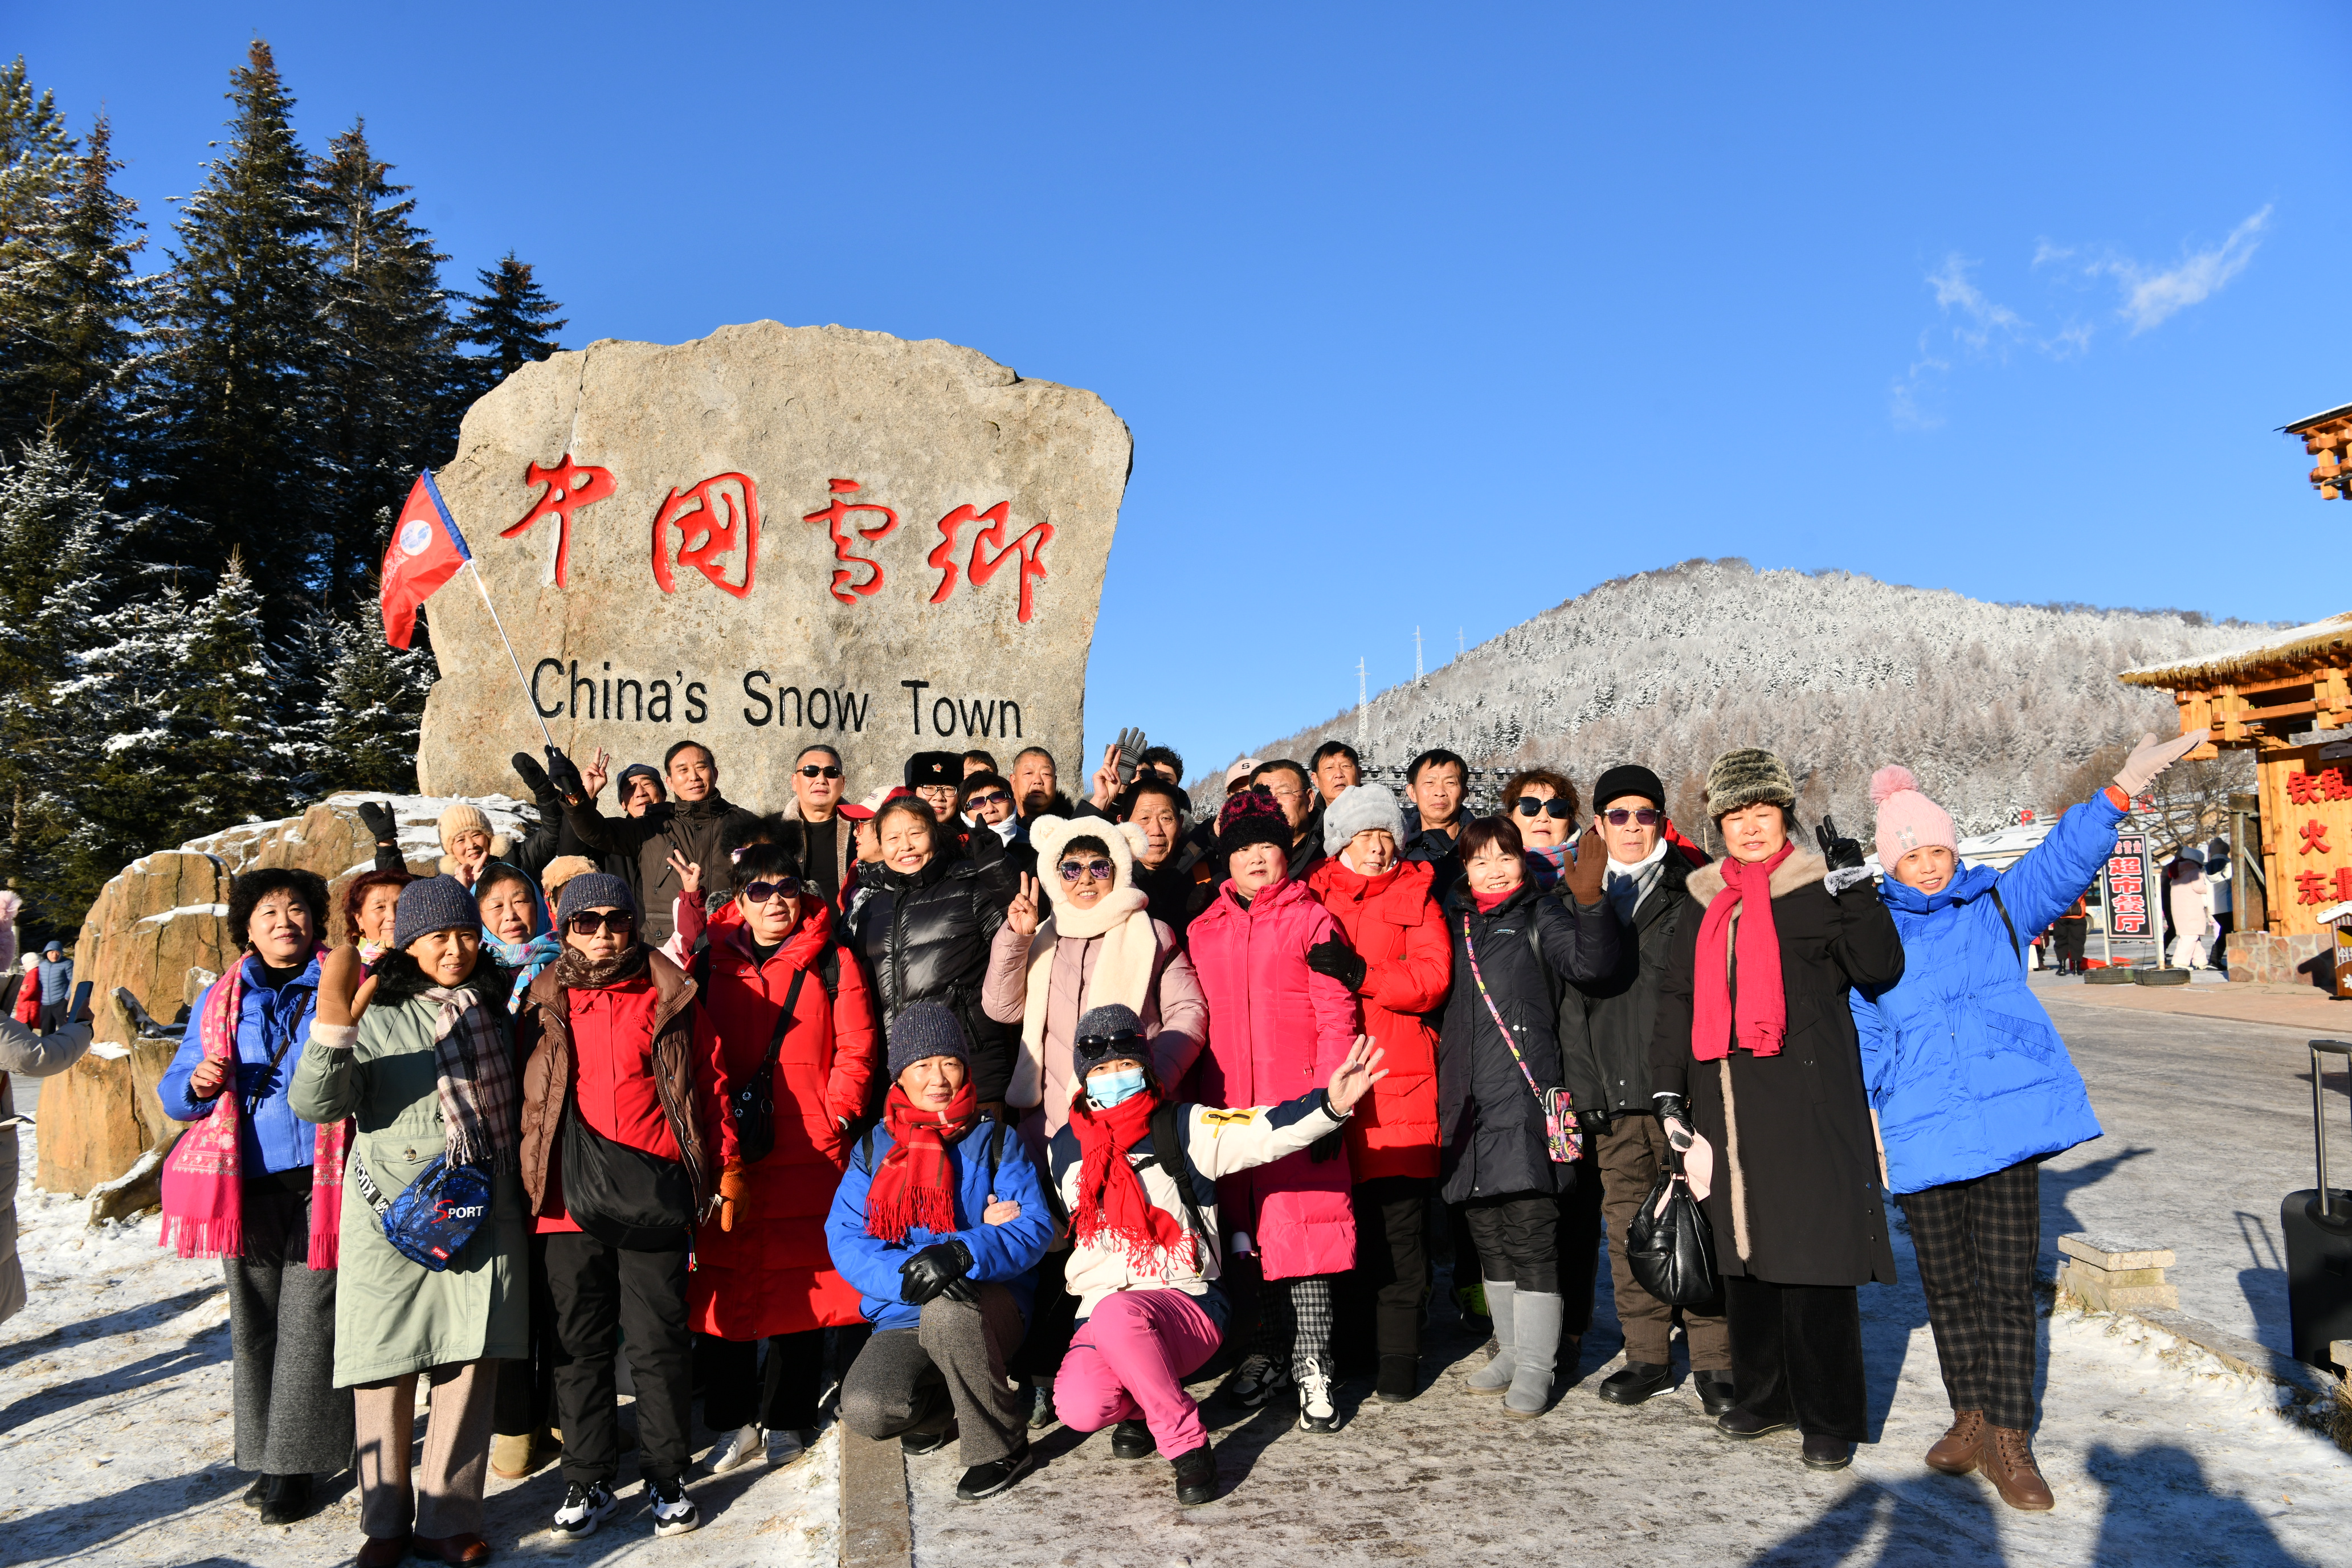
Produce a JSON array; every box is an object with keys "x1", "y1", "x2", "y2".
[{"x1": 289, "y1": 978, "x2": 527, "y2": 1388}]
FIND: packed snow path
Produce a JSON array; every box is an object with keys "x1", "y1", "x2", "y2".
[{"x1": 6, "y1": 985, "x2": 2350, "y2": 1565}]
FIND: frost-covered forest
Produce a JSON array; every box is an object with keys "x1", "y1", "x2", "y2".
[
  {"x1": 0, "y1": 47, "x2": 567, "y2": 936},
  {"x1": 1244, "y1": 558, "x2": 2265, "y2": 839}
]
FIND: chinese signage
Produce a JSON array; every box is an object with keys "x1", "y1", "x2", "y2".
[{"x1": 414, "y1": 322, "x2": 1128, "y2": 807}]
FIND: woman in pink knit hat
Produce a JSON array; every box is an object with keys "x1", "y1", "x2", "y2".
[{"x1": 1848, "y1": 730, "x2": 2204, "y2": 1513}]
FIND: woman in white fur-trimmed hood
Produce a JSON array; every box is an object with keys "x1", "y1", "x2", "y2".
[{"x1": 979, "y1": 813, "x2": 1207, "y2": 1425}]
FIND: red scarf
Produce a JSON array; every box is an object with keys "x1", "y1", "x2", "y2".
[
  {"x1": 864, "y1": 1081, "x2": 979, "y2": 1242},
  {"x1": 1690, "y1": 842, "x2": 1794, "y2": 1062},
  {"x1": 158, "y1": 950, "x2": 350, "y2": 1268},
  {"x1": 1068, "y1": 1086, "x2": 1192, "y2": 1272}
]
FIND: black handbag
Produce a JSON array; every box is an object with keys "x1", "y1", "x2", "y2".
[
  {"x1": 1626, "y1": 1146, "x2": 1718, "y2": 1306},
  {"x1": 728, "y1": 967, "x2": 810, "y2": 1166},
  {"x1": 561, "y1": 1096, "x2": 694, "y2": 1251}
]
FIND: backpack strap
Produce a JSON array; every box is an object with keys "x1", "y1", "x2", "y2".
[
  {"x1": 1137, "y1": 1098, "x2": 1210, "y2": 1245},
  {"x1": 1988, "y1": 885, "x2": 2021, "y2": 966}
]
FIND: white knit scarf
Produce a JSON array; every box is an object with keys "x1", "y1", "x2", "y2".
[{"x1": 1008, "y1": 817, "x2": 1161, "y2": 1108}]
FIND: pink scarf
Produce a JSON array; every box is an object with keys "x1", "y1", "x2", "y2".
[
  {"x1": 158, "y1": 951, "x2": 350, "y2": 1269},
  {"x1": 1690, "y1": 842, "x2": 1794, "y2": 1062}
]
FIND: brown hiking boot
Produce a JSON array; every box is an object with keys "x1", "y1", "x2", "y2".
[
  {"x1": 1982, "y1": 1425, "x2": 2055, "y2": 1511},
  {"x1": 1924, "y1": 1410, "x2": 1983, "y2": 1475}
]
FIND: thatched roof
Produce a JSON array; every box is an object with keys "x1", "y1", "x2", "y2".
[{"x1": 2120, "y1": 612, "x2": 2352, "y2": 689}]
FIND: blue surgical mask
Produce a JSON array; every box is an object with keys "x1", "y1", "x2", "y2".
[{"x1": 1089, "y1": 1067, "x2": 1147, "y2": 1108}]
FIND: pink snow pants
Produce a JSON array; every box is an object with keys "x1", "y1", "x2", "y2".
[{"x1": 1054, "y1": 1289, "x2": 1223, "y2": 1457}]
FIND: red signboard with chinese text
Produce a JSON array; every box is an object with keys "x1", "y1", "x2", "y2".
[{"x1": 2106, "y1": 831, "x2": 2151, "y2": 938}]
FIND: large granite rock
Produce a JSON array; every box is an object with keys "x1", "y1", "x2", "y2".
[
  {"x1": 414, "y1": 322, "x2": 1129, "y2": 808},
  {"x1": 35, "y1": 794, "x2": 534, "y2": 1196}
]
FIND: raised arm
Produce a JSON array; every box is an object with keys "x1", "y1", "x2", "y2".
[
  {"x1": 1187, "y1": 1035, "x2": 1382, "y2": 1179},
  {"x1": 1994, "y1": 791, "x2": 2127, "y2": 934}
]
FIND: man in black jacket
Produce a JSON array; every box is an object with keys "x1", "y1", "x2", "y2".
[
  {"x1": 1555, "y1": 763, "x2": 1733, "y2": 1415},
  {"x1": 556, "y1": 741, "x2": 760, "y2": 946}
]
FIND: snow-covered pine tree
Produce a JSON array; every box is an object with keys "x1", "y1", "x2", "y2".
[
  {"x1": 285, "y1": 594, "x2": 433, "y2": 798},
  {"x1": 0, "y1": 112, "x2": 146, "y2": 465},
  {"x1": 175, "y1": 549, "x2": 294, "y2": 836},
  {"x1": 0, "y1": 57, "x2": 74, "y2": 246},
  {"x1": 138, "y1": 39, "x2": 326, "y2": 611},
  {"x1": 455, "y1": 251, "x2": 566, "y2": 401},
  {"x1": 309, "y1": 121, "x2": 460, "y2": 616}
]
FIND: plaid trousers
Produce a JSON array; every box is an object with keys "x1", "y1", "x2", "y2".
[
  {"x1": 1256, "y1": 1275, "x2": 1336, "y2": 1379},
  {"x1": 1896, "y1": 1158, "x2": 2041, "y2": 1430}
]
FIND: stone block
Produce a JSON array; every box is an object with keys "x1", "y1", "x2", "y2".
[
  {"x1": 2057, "y1": 1231, "x2": 2180, "y2": 1313},
  {"x1": 2058, "y1": 1234, "x2": 2177, "y2": 1271},
  {"x1": 413, "y1": 323, "x2": 1129, "y2": 811}
]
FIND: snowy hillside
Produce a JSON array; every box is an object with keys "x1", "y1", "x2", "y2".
[{"x1": 1242, "y1": 559, "x2": 2265, "y2": 835}]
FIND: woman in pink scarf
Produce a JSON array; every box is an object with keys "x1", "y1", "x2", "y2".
[{"x1": 1647, "y1": 748, "x2": 1904, "y2": 1474}]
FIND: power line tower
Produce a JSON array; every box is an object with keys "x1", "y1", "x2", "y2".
[
  {"x1": 1414, "y1": 626, "x2": 1424, "y2": 687},
  {"x1": 1356, "y1": 656, "x2": 1367, "y2": 752}
]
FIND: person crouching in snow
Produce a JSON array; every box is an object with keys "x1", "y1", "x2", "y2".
[
  {"x1": 826, "y1": 1003, "x2": 1055, "y2": 1501},
  {"x1": 1048, "y1": 1003, "x2": 1387, "y2": 1505},
  {"x1": 1850, "y1": 730, "x2": 2205, "y2": 1512}
]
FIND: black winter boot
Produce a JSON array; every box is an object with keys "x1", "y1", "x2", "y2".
[
  {"x1": 1598, "y1": 1361, "x2": 1673, "y2": 1405},
  {"x1": 1171, "y1": 1443, "x2": 1218, "y2": 1506},
  {"x1": 256, "y1": 1472, "x2": 313, "y2": 1525},
  {"x1": 1375, "y1": 1354, "x2": 1419, "y2": 1404}
]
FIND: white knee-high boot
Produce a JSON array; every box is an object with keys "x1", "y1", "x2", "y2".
[
  {"x1": 1467, "y1": 1280, "x2": 1517, "y2": 1394},
  {"x1": 1504, "y1": 1292, "x2": 1562, "y2": 1417}
]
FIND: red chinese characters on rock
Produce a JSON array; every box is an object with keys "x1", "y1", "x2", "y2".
[
  {"x1": 652, "y1": 472, "x2": 760, "y2": 598},
  {"x1": 503, "y1": 456, "x2": 616, "y2": 588},
  {"x1": 802, "y1": 479, "x2": 900, "y2": 604},
  {"x1": 926, "y1": 502, "x2": 1055, "y2": 623}
]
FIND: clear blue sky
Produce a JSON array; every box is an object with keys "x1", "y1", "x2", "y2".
[{"x1": 18, "y1": 4, "x2": 2350, "y2": 782}]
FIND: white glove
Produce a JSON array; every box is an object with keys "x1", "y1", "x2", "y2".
[{"x1": 2113, "y1": 729, "x2": 2210, "y2": 798}]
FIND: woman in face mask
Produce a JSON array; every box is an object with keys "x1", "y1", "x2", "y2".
[
  {"x1": 1185, "y1": 788, "x2": 1365, "y2": 1434},
  {"x1": 1047, "y1": 1003, "x2": 1387, "y2": 1505},
  {"x1": 980, "y1": 816, "x2": 1206, "y2": 1427},
  {"x1": 1303, "y1": 784, "x2": 1452, "y2": 1402}
]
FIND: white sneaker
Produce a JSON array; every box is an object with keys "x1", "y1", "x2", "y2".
[
  {"x1": 649, "y1": 1477, "x2": 700, "y2": 1537},
  {"x1": 765, "y1": 1427, "x2": 810, "y2": 1467},
  {"x1": 1296, "y1": 1361, "x2": 1338, "y2": 1432},
  {"x1": 704, "y1": 1423, "x2": 762, "y2": 1475},
  {"x1": 550, "y1": 1480, "x2": 618, "y2": 1539}
]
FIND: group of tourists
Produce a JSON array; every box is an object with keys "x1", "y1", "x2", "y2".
[{"x1": 125, "y1": 718, "x2": 2208, "y2": 1561}]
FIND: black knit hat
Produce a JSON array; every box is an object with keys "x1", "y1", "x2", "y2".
[
  {"x1": 904, "y1": 751, "x2": 963, "y2": 790},
  {"x1": 1073, "y1": 1003, "x2": 1149, "y2": 1079},
  {"x1": 392, "y1": 875, "x2": 482, "y2": 952},
  {"x1": 887, "y1": 1002, "x2": 971, "y2": 1079},
  {"x1": 555, "y1": 872, "x2": 637, "y2": 926},
  {"x1": 1591, "y1": 764, "x2": 1667, "y2": 815},
  {"x1": 1218, "y1": 786, "x2": 1292, "y2": 862}
]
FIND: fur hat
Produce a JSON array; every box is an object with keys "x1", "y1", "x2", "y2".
[
  {"x1": 1591, "y1": 764, "x2": 1667, "y2": 815},
  {"x1": 435, "y1": 802, "x2": 512, "y2": 875},
  {"x1": 392, "y1": 875, "x2": 482, "y2": 953},
  {"x1": 1869, "y1": 764, "x2": 1957, "y2": 868},
  {"x1": 887, "y1": 1001, "x2": 970, "y2": 1080},
  {"x1": 1704, "y1": 748, "x2": 1796, "y2": 819},
  {"x1": 1218, "y1": 786, "x2": 1292, "y2": 862},
  {"x1": 1027, "y1": 815, "x2": 1149, "y2": 912},
  {"x1": 1072, "y1": 1002, "x2": 1149, "y2": 1079},
  {"x1": 539, "y1": 855, "x2": 598, "y2": 903},
  {"x1": 554, "y1": 872, "x2": 637, "y2": 927},
  {"x1": 1322, "y1": 783, "x2": 1406, "y2": 855},
  {"x1": 904, "y1": 751, "x2": 963, "y2": 791}
]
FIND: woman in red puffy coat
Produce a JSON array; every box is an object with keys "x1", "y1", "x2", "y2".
[
  {"x1": 1189, "y1": 788, "x2": 1363, "y2": 1433},
  {"x1": 1305, "y1": 785, "x2": 1451, "y2": 1402},
  {"x1": 691, "y1": 843, "x2": 881, "y2": 1472}
]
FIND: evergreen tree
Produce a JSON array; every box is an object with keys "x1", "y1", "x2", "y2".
[
  {"x1": 285, "y1": 594, "x2": 434, "y2": 798},
  {"x1": 175, "y1": 548, "x2": 292, "y2": 834},
  {"x1": 0, "y1": 114, "x2": 146, "y2": 463},
  {"x1": 0, "y1": 57, "x2": 74, "y2": 243},
  {"x1": 309, "y1": 121, "x2": 459, "y2": 614},
  {"x1": 140, "y1": 39, "x2": 325, "y2": 610},
  {"x1": 456, "y1": 252, "x2": 566, "y2": 399}
]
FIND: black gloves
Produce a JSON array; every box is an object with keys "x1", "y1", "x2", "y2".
[
  {"x1": 356, "y1": 801, "x2": 398, "y2": 848},
  {"x1": 511, "y1": 750, "x2": 552, "y2": 801},
  {"x1": 899, "y1": 1239, "x2": 978, "y2": 1305},
  {"x1": 543, "y1": 746, "x2": 586, "y2": 805},
  {"x1": 1305, "y1": 935, "x2": 1366, "y2": 993},
  {"x1": 1308, "y1": 1129, "x2": 1346, "y2": 1163},
  {"x1": 1816, "y1": 814, "x2": 1865, "y2": 873},
  {"x1": 1651, "y1": 1092, "x2": 1694, "y2": 1152},
  {"x1": 1577, "y1": 1108, "x2": 1612, "y2": 1136}
]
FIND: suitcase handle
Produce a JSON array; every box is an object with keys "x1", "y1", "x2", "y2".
[{"x1": 2311, "y1": 1042, "x2": 2352, "y2": 1221}]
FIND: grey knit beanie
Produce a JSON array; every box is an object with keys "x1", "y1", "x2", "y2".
[
  {"x1": 1073, "y1": 1003, "x2": 1149, "y2": 1079},
  {"x1": 555, "y1": 871, "x2": 637, "y2": 926},
  {"x1": 1704, "y1": 748, "x2": 1796, "y2": 819},
  {"x1": 887, "y1": 1002, "x2": 971, "y2": 1080},
  {"x1": 1321, "y1": 783, "x2": 1407, "y2": 855},
  {"x1": 392, "y1": 875, "x2": 483, "y2": 952}
]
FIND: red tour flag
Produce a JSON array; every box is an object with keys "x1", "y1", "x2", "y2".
[{"x1": 381, "y1": 471, "x2": 472, "y2": 649}]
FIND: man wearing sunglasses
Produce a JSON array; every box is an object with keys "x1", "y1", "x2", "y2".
[
  {"x1": 1553, "y1": 763, "x2": 1732, "y2": 1417},
  {"x1": 781, "y1": 745, "x2": 853, "y2": 906},
  {"x1": 959, "y1": 772, "x2": 1019, "y2": 844}
]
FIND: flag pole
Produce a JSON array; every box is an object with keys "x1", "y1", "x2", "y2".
[{"x1": 466, "y1": 558, "x2": 557, "y2": 752}]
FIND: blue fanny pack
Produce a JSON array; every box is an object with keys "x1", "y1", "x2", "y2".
[{"x1": 351, "y1": 1151, "x2": 493, "y2": 1272}]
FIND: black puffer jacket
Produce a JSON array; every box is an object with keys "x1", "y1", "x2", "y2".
[
  {"x1": 563, "y1": 792, "x2": 761, "y2": 946},
  {"x1": 845, "y1": 851, "x2": 1018, "y2": 1101},
  {"x1": 1435, "y1": 879, "x2": 1620, "y2": 1203},
  {"x1": 1558, "y1": 850, "x2": 1700, "y2": 1118}
]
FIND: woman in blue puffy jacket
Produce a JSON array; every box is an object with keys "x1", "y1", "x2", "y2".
[{"x1": 1851, "y1": 730, "x2": 2204, "y2": 1514}]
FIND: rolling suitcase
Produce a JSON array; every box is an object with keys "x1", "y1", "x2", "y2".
[{"x1": 2283, "y1": 1039, "x2": 2352, "y2": 1369}]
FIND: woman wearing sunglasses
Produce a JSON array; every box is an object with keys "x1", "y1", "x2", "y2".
[
  {"x1": 514, "y1": 873, "x2": 724, "y2": 1541},
  {"x1": 980, "y1": 815, "x2": 1207, "y2": 1424},
  {"x1": 691, "y1": 843, "x2": 882, "y2": 1475},
  {"x1": 1497, "y1": 769, "x2": 1580, "y2": 891}
]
